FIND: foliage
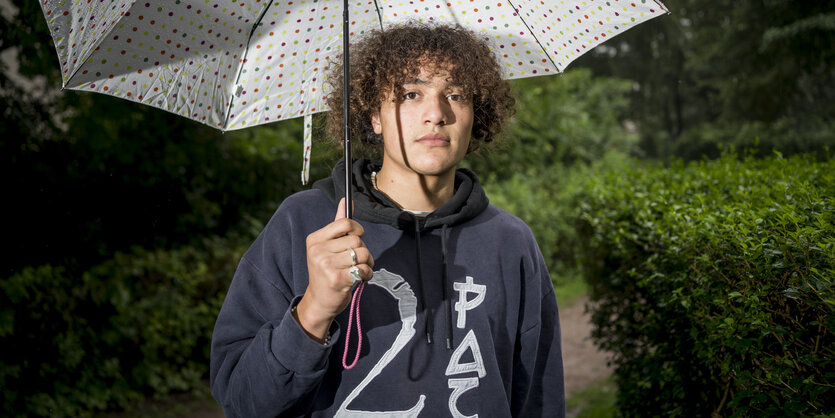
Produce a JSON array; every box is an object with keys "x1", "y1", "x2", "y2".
[
  {"x1": 578, "y1": 0, "x2": 835, "y2": 159},
  {"x1": 0, "y1": 1, "x2": 339, "y2": 278},
  {"x1": 0, "y1": 236, "x2": 246, "y2": 417},
  {"x1": 482, "y1": 163, "x2": 587, "y2": 287},
  {"x1": 575, "y1": 153, "x2": 835, "y2": 416},
  {"x1": 467, "y1": 68, "x2": 638, "y2": 179},
  {"x1": 672, "y1": 118, "x2": 834, "y2": 161},
  {"x1": 566, "y1": 376, "x2": 618, "y2": 418}
]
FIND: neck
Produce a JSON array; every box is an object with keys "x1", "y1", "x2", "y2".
[{"x1": 375, "y1": 167, "x2": 456, "y2": 212}]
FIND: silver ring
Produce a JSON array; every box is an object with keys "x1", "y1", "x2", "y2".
[
  {"x1": 349, "y1": 266, "x2": 362, "y2": 283},
  {"x1": 347, "y1": 248, "x2": 358, "y2": 266}
]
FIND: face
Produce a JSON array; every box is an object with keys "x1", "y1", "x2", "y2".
[{"x1": 370, "y1": 67, "x2": 474, "y2": 179}]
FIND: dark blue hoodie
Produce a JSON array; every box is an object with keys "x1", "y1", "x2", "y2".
[{"x1": 211, "y1": 159, "x2": 565, "y2": 417}]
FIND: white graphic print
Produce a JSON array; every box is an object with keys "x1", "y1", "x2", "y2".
[
  {"x1": 447, "y1": 276, "x2": 488, "y2": 418},
  {"x1": 453, "y1": 276, "x2": 486, "y2": 329},
  {"x1": 335, "y1": 269, "x2": 425, "y2": 417},
  {"x1": 445, "y1": 329, "x2": 487, "y2": 378},
  {"x1": 447, "y1": 378, "x2": 480, "y2": 418}
]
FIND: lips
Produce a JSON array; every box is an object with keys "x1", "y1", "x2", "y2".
[{"x1": 417, "y1": 133, "x2": 450, "y2": 146}]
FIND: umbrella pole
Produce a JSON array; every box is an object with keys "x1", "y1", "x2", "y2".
[{"x1": 342, "y1": 0, "x2": 353, "y2": 219}]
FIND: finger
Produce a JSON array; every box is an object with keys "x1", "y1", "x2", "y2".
[
  {"x1": 346, "y1": 264, "x2": 374, "y2": 283},
  {"x1": 353, "y1": 246, "x2": 375, "y2": 269},
  {"x1": 316, "y1": 234, "x2": 366, "y2": 259},
  {"x1": 338, "y1": 245, "x2": 375, "y2": 269},
  {"x1": 334, "y1": 197, "x2": 346, "y2": 221},
  {"x1": 359, "y1": 264, "x2": 374, "y2": 281},
  {"x1": 307, "y1": 218, "x2": 365, "y2": 247}
]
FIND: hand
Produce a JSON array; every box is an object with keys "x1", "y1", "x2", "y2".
[{"x1": 295, "y1": 198, "x2": 374, "y2": 343}]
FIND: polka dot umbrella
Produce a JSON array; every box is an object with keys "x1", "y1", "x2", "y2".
[{"x1": 39, "y1": 0, "x2": 668, "y2": 213}]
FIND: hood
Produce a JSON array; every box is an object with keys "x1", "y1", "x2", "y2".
[
  {"x1": 313, "y1": 158, "x2": 489, "y2": 350},
  {"x1": 313, "y1": 158, "x2": 489, "y2": 230}
]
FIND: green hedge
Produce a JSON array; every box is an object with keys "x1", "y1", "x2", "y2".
[
  {"x1": 483, "y1": 164, "x2": 589, "y2": 287},
  {"x1": 0, "y1": 238, "x2": 244, "y2": 417},
  {"x1": 575, "y1": 153, "x2": 834, "y2": 416}
]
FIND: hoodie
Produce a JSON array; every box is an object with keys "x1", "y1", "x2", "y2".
[{"x1": 210, "y1": 159, "x2": 565, "y2": 417}]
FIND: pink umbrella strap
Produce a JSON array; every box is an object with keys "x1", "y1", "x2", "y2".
[{"x1": 342, "y1": 281, "x2": 365, "y2": 369}]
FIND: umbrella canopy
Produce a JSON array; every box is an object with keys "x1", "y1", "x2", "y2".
[
  {"x1": 41, "y1": 0, "x2": 667, "y2": 132},
  {"x1": 40, "y1": 0, "x2": 667, "y2": 208}
]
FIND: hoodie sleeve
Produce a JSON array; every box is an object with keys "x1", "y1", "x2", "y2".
[
  {"x1": 510, "y1": 234, "x2": 566, "y2": 417},
  {"x1": 210, "y1": 199, "x2": 339, "y2": 417}
]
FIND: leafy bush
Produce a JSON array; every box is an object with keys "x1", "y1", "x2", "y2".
[
  {"x1": 1, "y1": 110, "x2": 334, "y2": 277},
  {"x1": 482, "y1": 163, "x2": 588, "y2": 287},
  {"x1": 466, "y1": 68, "x2": 638, "y2": 180},
  {"x1": 575, "y1": 153, "x2": 834, "y2": 416},
  {"x1": 672, "y1": 118, "x2": 834, "y2": 161},
  {"x1": 0, "y1": 237, "x2": 246, "y2": 417}
]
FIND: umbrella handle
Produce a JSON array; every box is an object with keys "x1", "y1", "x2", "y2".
[{"x1": 342, "y1": 0, "x2": 352, "y2": 219}]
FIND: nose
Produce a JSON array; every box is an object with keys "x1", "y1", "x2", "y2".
[{"x1": 423, "y1": 94, "x2": 452, "y2": 126}]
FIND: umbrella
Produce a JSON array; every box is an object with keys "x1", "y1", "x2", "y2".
[{"x1": 39, "y1": 0, "x2": 668, "y2": 214}]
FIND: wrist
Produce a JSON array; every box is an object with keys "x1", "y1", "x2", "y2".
[{"x1": 293, "y1": 297, "x2": 334, "y2": 344}]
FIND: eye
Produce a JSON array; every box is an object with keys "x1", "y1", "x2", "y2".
[
  {"x1": 403, "y1": 92, "x2": 419, "y2": 100},
  {"x1": 447, "y1": 91, "x2": 469, "y2": 102}
]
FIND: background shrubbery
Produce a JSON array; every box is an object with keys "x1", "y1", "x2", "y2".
[
  {"x1": 572, "y1": 152, "x2": 834, "y2": 416},
  {"x1": 0, "y1": 237, "x2": 246, "y2": 416},
  {"x1": 486, "y1": 151, "x2": 835, "y2": 416}
]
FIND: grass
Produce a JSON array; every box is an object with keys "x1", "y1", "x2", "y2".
[
  {"x1": 95, "y1": 383, "x2": 221, "y2": 418},
  {"x1": 554, "y1": 271, "x2": 589, "y2": 307},
  {"x1": 566, "y1": 376, "x2": 618, "y2": 418}
]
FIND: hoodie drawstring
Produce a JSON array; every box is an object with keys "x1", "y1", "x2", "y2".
[
  {"x1": 415, "y1": 220, "x2": 453, "y2": 349},
  {"x1": 415, "y1": 221, "x2": 433, "y2": 344},
  {"x1": 441, "y1": 224, "x2": 453, "y2": 349}
]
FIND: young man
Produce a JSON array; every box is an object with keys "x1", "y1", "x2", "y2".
[{"x1": 211, "y1": 25, "x2": 565, "y2": 417}]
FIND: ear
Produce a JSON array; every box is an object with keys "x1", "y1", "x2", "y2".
[{"x1": 371, "y1": 111, "x2": 382, "y2": 135}]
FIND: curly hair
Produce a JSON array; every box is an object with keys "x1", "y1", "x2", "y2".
[{"x1": 324, "y1": 24, "x2": 515, "y2": 156}]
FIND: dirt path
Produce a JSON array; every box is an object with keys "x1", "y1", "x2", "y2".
[
  {"x1": 189, "y1": 296, "x2": 610, "y2": 417},
  {"x1": 560, "y1": 295, "x2": 613, "y2": 398}
]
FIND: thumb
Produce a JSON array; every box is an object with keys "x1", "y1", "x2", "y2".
[{"x1": 334, "y1": 197, "x2": 347, "y2": 221}]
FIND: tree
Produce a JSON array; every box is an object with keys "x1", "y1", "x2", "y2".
[
  {"x1": 1, "y1": 1, "x2": 333, "y2": 276},
  {"x1": 578, "y1": 0, "x2": 835, "y2": 159}
]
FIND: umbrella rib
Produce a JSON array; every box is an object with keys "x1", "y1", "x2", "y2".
[
  {"x1": 223, "y1": 2, "x2": 276, "y2": 130},
  {"x1": 504, "y1": 0, "x2": 561, "y2": 73},
  {"x1": 652, "y1": 0, "x2": 670, "y2": 13},
  {"x1": 64, "y1": 1, "x2": 139, "y2": 89},
  {"x1": 372, "y1": 0, "x2": 385, "y2": 32}
]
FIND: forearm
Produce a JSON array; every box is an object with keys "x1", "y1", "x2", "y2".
[
  {"x1": 211, "y1": 297, "x2": 339, "y2": 417},
  {"x1": 211, "y1": 248, "x2": 339, "y2": 417}
]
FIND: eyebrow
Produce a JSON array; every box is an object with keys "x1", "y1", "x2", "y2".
[
  {"x1": 401, "y1": 78, "x2": 428, "y2": 86},
  {"x1": 400, "y1": 78, "x2": 464, "y2": 89}
]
